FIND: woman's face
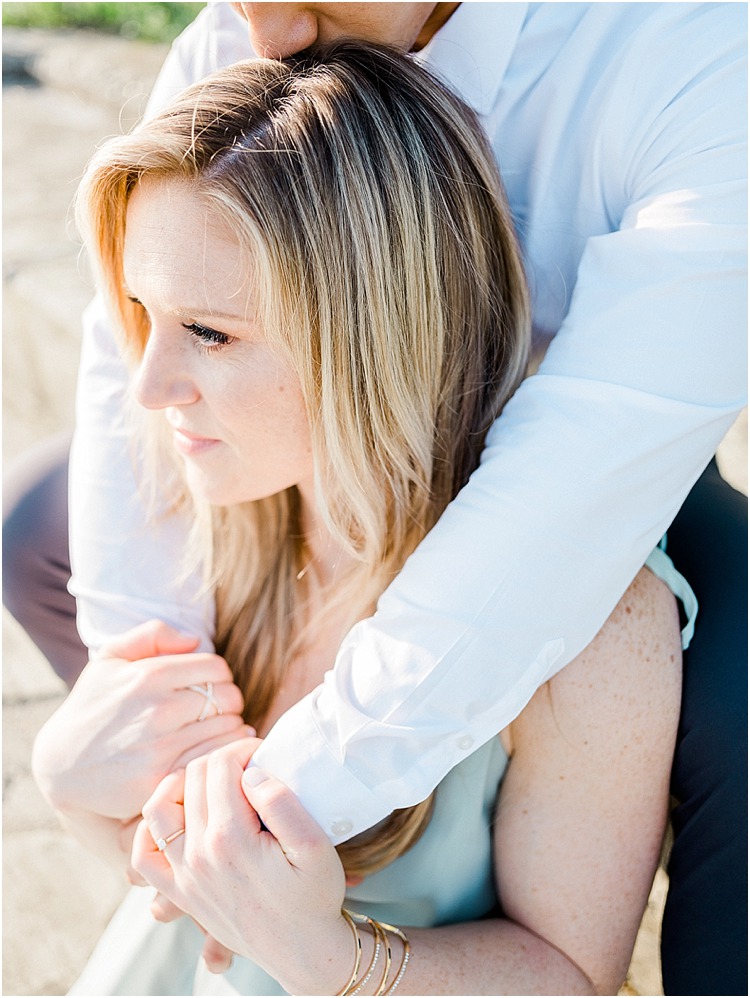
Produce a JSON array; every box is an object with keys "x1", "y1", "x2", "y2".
[{"x1": 123, "y1": 177, "x2": 315, "y2": 508}]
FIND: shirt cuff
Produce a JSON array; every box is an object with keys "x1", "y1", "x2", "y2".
[{"x1": 248, "y1": 696, "x2": 387, "y2": 844}]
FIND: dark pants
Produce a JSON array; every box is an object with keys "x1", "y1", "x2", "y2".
[
  {"x1": 3, "y1": 433, "x2": 88, "y2": 684},
  {"x1": 660, "y1": 459, "x2": 748, "y2": 997},
  {"x1": 3, "y1": 438, "x2": 748, "y2": 994}
]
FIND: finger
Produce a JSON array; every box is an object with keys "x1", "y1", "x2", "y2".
[
  {"x1": 98, "y1": 620, "x2": 200, "y2": 661},
  {"x1": 167, "y1": 714, "x2": 250, "y2": 768},
  {"x1": 131, "y1": 817, "x2": 174, "y2": 890},
  {"x1": 241, "y1": 767, "x2": 330, "y2": 865},
  {"x1": 142, "y1": 768, "x2": 186, "y2": 814},
  {"x1": 163, "y1": 711, "x2": 247, "y2": 754},
  {"x1": 203, "y1": 935, "x2": 235, "y2": 975},
  {"x1": 118, "y1": 816, "x2": 141, "y2": 853},
  {"x1": 204, "y1": 740, "x2": 264, "y2": 839},
  {"x1": 141, "y1": 770, "x2": 187, "y2": 864},
  {"x1": 151, "y1": 892, "x2": 186, "y2": 923},
  {"x1": 119, "y1": 817, "x2": 149, "y2": 884},
  {"x1": 125, "y1": 863, "x2": 148, "y2": 887},
  {"x1": 182, "y1": 754, "x2": 213, "y2": 840},
  {"x1": 176, "y1": 679, "x2": 245, "y2": 725},
  {"x1": 206, "y1": 735, "x2": 263, "y2": 773},
  {"x1": 146, "y1": 652, "x2": 236, "y2": 689},
  {"x1": 170, "y1": 724, "x2": 256, "y2": 772}
]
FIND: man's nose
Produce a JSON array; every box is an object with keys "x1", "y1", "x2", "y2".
[{"x1": 234, "y1": 3, "x2": 320, "y2": 59}]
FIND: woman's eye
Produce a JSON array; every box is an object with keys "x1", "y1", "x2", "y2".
[{"x1": 182, "y1": 322, "x2": 236, "y2": 352}]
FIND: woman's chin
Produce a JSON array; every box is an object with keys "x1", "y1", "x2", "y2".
[
  {"x1": 183, "y1": 467, "x2": 291, "y2": 508},
  {"x1": 182, "y1": 466, "x2": 237, "y2": 507}
]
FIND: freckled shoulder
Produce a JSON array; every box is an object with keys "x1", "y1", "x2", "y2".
[{"x1": 507, "y1": 566, "x2": 682, "y2": 758}]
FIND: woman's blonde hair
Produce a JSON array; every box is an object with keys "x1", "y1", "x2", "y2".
[{"x1": 77, "y1": 42, "x2": 530, "y2": 877}]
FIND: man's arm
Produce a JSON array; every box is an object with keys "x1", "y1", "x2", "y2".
[
  {"x1": 251, "y1": 7, "x2": 747, "y2": 840},
  {"x1": 71, "y1": 2, "x2": 746, "y2": 843}
]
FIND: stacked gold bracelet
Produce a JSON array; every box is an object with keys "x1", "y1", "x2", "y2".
[{"x1": 337, "y1": 910, "x2": 411, "y2": 997}]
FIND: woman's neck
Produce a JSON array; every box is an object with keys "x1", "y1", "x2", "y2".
[
  {"x1": 297, "y1": 491, "x2": 357, "y2": 588},
  {"x1": 257, "y1": 561, "x2": 362, "y2": 738}
]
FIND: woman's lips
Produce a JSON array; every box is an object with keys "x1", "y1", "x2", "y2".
[{"x1": 171, "y1": 426, "x2": 221, "y2": 456}]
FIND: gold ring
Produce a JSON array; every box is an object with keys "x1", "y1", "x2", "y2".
[{"x1": 155, "y1": 827, "x2": 185, "y2": 851}]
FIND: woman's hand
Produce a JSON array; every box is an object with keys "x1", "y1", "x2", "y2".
[
  {"x1": 132, "y1": 738, "x2": 352, "y2": 994},
  {"x1": 148, "y1": 891, "x2": 237, "y2": 975},
  {"x1": 32, "y1": 620, "x2": 249, "y2": 820}
]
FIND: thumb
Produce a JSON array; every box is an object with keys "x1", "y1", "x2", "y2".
[
  {"x1": 98, "y1": 620, "x2": 201, "y2": 661},
  {"x1": 150, "y1": 892, "x2": 187, "y2": 924},
  {"x1": 202, "y1": 935, "x2": 235, "y2": 974},
  {"x1": 241, "y1": 768, "x2": 329, "y2": 862}
]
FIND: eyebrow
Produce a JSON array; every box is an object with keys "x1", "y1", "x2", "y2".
[{"x1": 124, "y1": 288, "x2": 250, "y2": 324}]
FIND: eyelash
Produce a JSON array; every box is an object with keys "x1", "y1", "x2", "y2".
[
  {"x1": 126, "y1": 297, "x2": 236, "y2": 353},
  {"x1": 182, "y1": 322, "x2": 236, "y2": 352}
]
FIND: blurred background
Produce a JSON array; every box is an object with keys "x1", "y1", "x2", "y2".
[
  {"x1": 2, "y1": 3, "x2": 746, "y2": 996},
  {"x1": 3, "y1": 6, "x2": 203, "y2": 994}
]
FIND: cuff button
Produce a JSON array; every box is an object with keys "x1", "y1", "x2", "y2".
[{"x1": 331, "y1": 819, "x2": 353, "y2": 837}]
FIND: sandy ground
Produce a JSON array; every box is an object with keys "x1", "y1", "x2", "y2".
[
  {"x1": 2, "y1": 24, "x2": 746, "y2": 998},
  {"x1": 3, "y1": 28, "x2": 170, "y2": 997}
]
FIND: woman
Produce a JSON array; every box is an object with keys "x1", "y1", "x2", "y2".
[{"x1": 34, "y1": 43, "x2": 684, "y2": 995}]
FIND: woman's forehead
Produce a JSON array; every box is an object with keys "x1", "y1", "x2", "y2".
[{"x1": 123, "y1": 178, "x2": 252, "y2": 318}]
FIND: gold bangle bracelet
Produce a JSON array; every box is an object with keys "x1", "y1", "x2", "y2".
[
  {"x1": 374, "y1": 920, "x2": 410, "y2": 997},
  {"x1": 384, "y1": 937, "x2": 410, "y2": 995},
  {"x1": 350, "y1": 918, "x2": 382, "y2": 996},
  {"x1": 372, "y1": 920, "x2": 392, "y2": 997},
  {"x1": 339, "y1": 911, "x2": 411, "y2": 998},
  {"x1": 337, "y1": 910, "x2": 363, "y2": 996}
]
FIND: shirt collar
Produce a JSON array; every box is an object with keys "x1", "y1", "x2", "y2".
[{"x1": 415, "y1": 3, "x2": 529, "y2": 116}]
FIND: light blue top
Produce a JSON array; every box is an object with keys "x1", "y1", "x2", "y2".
[{"x1": 646, "y1": 539, "x2": 698, "y2": 649}]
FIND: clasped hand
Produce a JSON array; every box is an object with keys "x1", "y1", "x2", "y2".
[
  {"x1": 132, "y1": 739, "x2": 350, "y2": 994},
  {"x1": 32, "y1": 620, "x2": 249, "y2": 819}
]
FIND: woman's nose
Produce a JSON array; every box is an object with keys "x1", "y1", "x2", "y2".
[
  {"x1": 133, "y1": 333, "x2": 199, "y2": 411},
  {"x1": 235, "y1": 3, "x2": 319, "y2": 59}
]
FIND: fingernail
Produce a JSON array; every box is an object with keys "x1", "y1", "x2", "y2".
[
  {"x1": 242, "y1": 766, "x2": 269, "y2": 789},
  {"x1": 244, "y1": 725, "x2": 256, "y2": 737},
  {"x1": 206, "y1": 956, "x2": 233, "y2": 975}
]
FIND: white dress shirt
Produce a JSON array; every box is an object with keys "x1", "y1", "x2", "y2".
[{"x1": 69, "y1": 2, "x2": 747, "y2": 842}]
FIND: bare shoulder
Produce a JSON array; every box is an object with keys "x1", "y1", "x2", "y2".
[{"x1": 507, "y1": 566, "x2": 682, "y2": 757}]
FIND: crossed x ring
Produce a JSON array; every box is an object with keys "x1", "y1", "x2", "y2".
[{"x1": 187, "y1": 681, "x2": 223, "y2": 722}]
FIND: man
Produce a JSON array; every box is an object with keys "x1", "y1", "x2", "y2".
[{"x1": 4, "y1": 4, "x2": 746, "y2": 992}]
